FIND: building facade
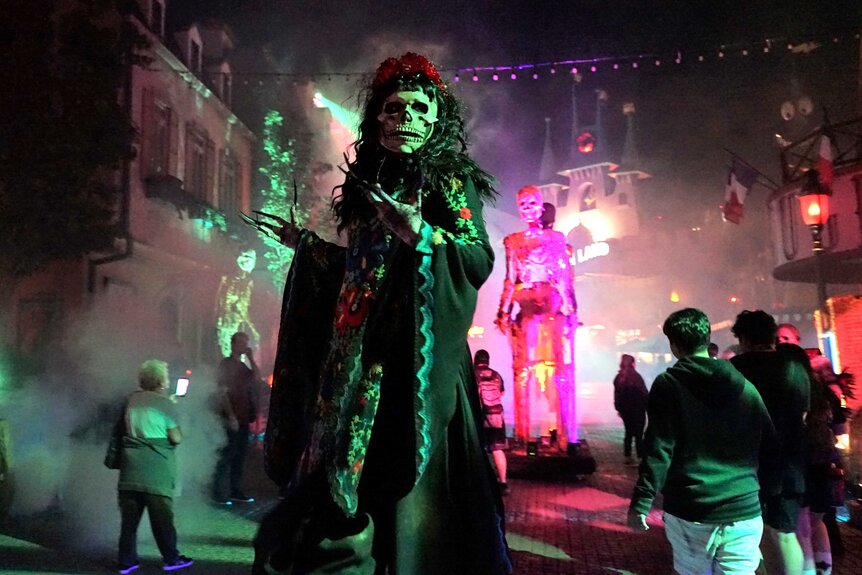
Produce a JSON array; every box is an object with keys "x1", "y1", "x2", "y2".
[{"x1": 7, "y1": 0, "x2": 265, "y2": 379}]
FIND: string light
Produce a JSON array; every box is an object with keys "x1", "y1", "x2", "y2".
[{"x1": 211, "y1": 31, "x2": 853, "y2": 85}]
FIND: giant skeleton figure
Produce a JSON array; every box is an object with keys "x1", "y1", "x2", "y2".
[
  {"x1": 496, "y1": 186, "x2": 576, "y2": 448},
  {"x1": 246, "y1": 53, "x2": 511, "y2": 575}
]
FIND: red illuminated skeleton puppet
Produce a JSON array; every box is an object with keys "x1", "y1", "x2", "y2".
[
  {"x1": 496, "y1": 186, "x2": 577, "y2": 449},
  {"x1": 250, "y1": 53, "x2": 511, "y2": 575}
]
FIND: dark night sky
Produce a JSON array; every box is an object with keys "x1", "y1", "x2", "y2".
[{"x1": 173, "y1": 1, "x2": 862, "y2": 218}]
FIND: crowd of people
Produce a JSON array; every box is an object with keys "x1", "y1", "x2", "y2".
[{"x1": 626, "y1": 308, "x2": 848, "y2": 575}]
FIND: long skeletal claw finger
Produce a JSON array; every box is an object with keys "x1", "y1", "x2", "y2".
[{"x1": 252, "y1": 210, "x2": 288, "y2": 226}]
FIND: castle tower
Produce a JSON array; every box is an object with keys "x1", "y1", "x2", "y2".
[{"x1": 551, "y1": 93, "x2": 650, "y2": 244}]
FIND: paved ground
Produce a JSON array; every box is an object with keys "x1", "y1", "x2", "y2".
[{"x1": 2, "y1": 424, "x2": 861, "y2": 574}]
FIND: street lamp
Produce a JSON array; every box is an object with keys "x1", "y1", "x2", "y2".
[{"x1": 797, "y1": 169, "x2": 831, "y2": 330}]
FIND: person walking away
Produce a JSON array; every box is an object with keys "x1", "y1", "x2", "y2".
[
  {"x1": 776, "y1": 323, "x2": 837, "y2": 575},
  {"x1": 613, "y1": 354, "x2": 648, "y2": 465},
  {"x1": 116, "y1": 360, "x2": 193, "y2": 574},
  {"x1": 213, "y1": 331, "x2": 260, "y2": 504},
  {"x1": 474, "y1": 349, "x2": 510, "y2": 494},
  {"x1": 627, "y1": 308, "x2": 776, "y2": 575},
  {"x1": 731, "y1": 310, "x2": 810, "y2": 575}
]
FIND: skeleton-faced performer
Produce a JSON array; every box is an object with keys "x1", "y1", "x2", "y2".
[
  {"x1": 496, "y1": 186, "x2": 577, "y2": 449},
  {"x1": 253, "y1": 53, "x2": 511, "y2": 575}
]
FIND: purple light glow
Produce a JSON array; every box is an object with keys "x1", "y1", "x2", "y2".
[
  {"x1": 571, "y1": 66, "x2": 578, "y2": 74},
  {"x1": 590, "y1": 66, "x2": 596, "y2": 72},
  {"x1": 492, "y1": 74, "x2": 499, "y2": 81},
  {"x1": 532, "y1": 73, "x2": 539, "y2": 80},
  {"x1": 472, "y1": 73, "x2": 479, "y2": 82},
  {"x1": 510, "y1": 73, "x2": 517, "y2": 80}
]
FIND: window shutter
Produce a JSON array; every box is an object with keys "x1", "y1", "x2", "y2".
[
  {"x1": 205, "y1": 139, "x2": 215, "y2": 203},
  {"x1": 168, "y1": 109, "x2": 179, "y2": 176}
]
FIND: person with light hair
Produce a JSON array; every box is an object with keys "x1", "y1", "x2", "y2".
[{"x1": 115, "y1": 359, "x2": 192, "y2": 574}]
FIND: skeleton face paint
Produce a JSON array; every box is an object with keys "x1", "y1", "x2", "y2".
[
  {"x1": 377, "y1": 89, "x2": 438, "y2": 154},
  {"x1": 236, "y1": 249, "x2": 256, "y2": 273},
  {"x1": 517, "y1": 191, "x2": 544, "y2": 224}
]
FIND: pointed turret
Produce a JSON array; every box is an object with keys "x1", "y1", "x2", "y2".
[
  {"x1": 539, "y1": 117, "x2": 556, "y2": 182},
  {"x1": 620, "y1": 102, "x2": 640, "y2": 169}
]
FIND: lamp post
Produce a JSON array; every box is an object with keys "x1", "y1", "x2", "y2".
[{"x1": 797, "y1": 170, "x2": 832, "y2": 330}]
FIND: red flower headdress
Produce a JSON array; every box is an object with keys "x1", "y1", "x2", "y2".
[{"x1": 373, "y1": 52, "x2": 447, "y2": 92}]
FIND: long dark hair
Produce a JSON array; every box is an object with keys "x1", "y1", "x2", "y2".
[{"x1": 333, "y1": 67, "x2": 495, "y2": 234}]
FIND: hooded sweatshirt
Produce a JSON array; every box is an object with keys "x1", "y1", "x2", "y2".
[{"x1": 630, "y1": 355, "x2": 775, "y2": 523}]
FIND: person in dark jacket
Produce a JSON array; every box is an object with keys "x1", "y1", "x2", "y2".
[
  {"x1": 117, "y1": 360, "x2": 193, "y2": 575},
  {"x1": 613, "y1": 354, "x2": 648, "y2": 464},
  {"x1": 628, "y1": 308, "x2": 775, "y2": 575},
  {"x1": 212, "y1": 331, "x2": 260, "y2": 504},
  {"x1": 732, "y1": 310, "x2": 810, "y2": 575}
]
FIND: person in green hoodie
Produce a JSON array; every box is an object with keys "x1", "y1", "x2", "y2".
[{"x1": 628, "y1": 308, "x2": 776, "y2": 575}]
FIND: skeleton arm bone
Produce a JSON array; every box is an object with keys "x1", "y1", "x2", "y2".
[{"x1": 496, "y1": 238, "x2": 516, "y2": 333}]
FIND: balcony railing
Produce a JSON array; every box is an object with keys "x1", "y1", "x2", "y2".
[{"x1": 780, "y1": 116, "x2": 862, "y2": 184}]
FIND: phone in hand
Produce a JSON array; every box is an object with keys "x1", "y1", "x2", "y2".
[{"x1": 175, "y1": 377, "x2": 190, "y2": 397}]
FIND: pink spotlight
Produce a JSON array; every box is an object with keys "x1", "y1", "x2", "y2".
[
  {"x1": 510, "y1": 72, "x2": 517, "y2": 80},
  {"x1": 492, "y1": 74, "x2": 499, "y2": 81},
  {"x1": 472, "y1": 73, "x2": 479, "y2": 82}
]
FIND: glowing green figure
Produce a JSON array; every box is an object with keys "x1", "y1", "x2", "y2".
[{"x1": 216, "y1": 249, "x2": 259, "y2": 358}]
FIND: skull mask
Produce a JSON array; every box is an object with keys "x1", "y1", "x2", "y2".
[
  {"x1": 377, "y1": 89, "x2": 439, "y2": 154},
  {"x1": 516, "y1": 187, "x2": 544, "y2": 225}
]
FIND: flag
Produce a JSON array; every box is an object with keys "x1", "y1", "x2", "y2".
[
  {"x1": 816, "y1": 133, "x2": 833, "y2": 191},
  {"x1": 723, "y1": 161, "x2": 758, "y2": 224}
]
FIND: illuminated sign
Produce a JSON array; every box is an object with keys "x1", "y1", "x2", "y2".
[{"x1": 573, "y1": 241, "x2": 610, "y2": 264}]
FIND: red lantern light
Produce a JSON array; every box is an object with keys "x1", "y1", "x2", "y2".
[{"x1": 798, "y1": 193, "x2": 830, "y2": 227}]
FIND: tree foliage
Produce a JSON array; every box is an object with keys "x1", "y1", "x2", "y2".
[
  {"x1": 0, "y1": 0, "x2": 147, "y2": 282},
  {"x1": 258, "y1": 110, "x2": 312, "y2": 292}
]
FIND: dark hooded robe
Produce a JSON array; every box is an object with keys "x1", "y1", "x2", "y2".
[{"x1": 258, "y1": 169, "x2": 511, "y2": 575}]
